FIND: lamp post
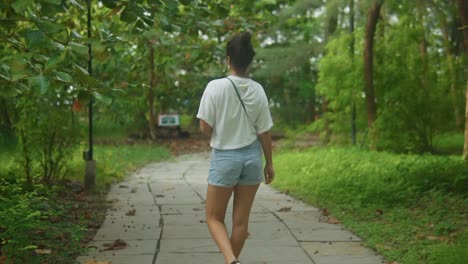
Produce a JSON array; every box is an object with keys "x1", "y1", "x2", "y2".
[{"x1": 84, "y1": 0, "x2": 96, "y2": 190}]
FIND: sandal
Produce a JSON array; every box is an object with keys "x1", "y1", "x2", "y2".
[{"x1": 230, "y1": 261, "x2": 240, "y2": 264}]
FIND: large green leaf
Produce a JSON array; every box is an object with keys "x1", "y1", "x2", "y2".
[
  {"x1": 39, "y1": 20, "x2": 67, "y2": 35},
  {"x1": 22, "y1": 30, "x2": 48, "y2": 49},
  {"x1": 41, "y1": 0, "x2": 61, "y2": 5},
  {"x1": 69, "y1": 42, "x2": 89, "y2": 56},
  {"x1": 102, "y1": 0, "x2": 118, "y2": 9},
  {"x1": 11, "y1": 0, "x2": 29, "y2": 13},
  {"x1": 54, "y1": 71, "x2": 73, "y2": 83},
  {"x1": 35, "y1": 74, "x2": 50, "y2": 95},
  {"x1": 73, "y1": 64, "x2": 100, "y2": 87},
  {"x1": 93, "y1": 91, "x2": 112, "y2": 105}
]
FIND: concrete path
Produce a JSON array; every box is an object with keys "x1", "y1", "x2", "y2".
[{"x1": 77, "y1": 153, "x2": 384, "y2": 264}]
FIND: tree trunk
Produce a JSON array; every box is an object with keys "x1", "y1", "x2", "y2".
[
  {"x1": 363, "y1": 0, "x2": 383, "y2": 149},
  {"x1": 441, "y1": 20, "x2": 462, "y2": 128},
  {"x1": 148, "y1": 42, "x2": 157, "y2": 141},
  {"x1": 457, "y1": 0, "x2": 468, "y2": 161},
  {"x1": 363, "y1": 0, "x2": 382, "y2": 129},
  {"x1": 322, "y1": 4, "x2": 338, "y2": 144},
  {"x1": 464, "y1": 81, "x2": 468, "y2": 160},
  {"x1": 350, "y1": 0, "x2": 356, "y2": 145},
  {"x1": 0, "y1": 98, "x2": 12, "y2": 132}
]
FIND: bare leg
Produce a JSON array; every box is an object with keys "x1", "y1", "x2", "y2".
[
  {"x1": 230, "y1": 184, "x2": 260, "y2": 258},
  {"x1": 205, "y1": 184, "x2": 237, "y2": 264}
]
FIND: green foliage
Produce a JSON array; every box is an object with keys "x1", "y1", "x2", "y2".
[
  {"x1": 0, "y1": 180, "x2": 85, "y2": 263},
  {"x1": 273, "y1": 147, "x2": 468, "y2": 263}
]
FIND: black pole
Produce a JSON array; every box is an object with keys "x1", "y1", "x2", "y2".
[
  {"x1": 84, "y1": 0, "x2": 96, "y2": 190},
  {"x1": 87, "y1": 0, "x2": 93, "y2": 160}
]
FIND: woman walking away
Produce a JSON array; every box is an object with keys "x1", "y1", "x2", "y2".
[{"x1": 196, "y1": 32, "x2": 275, "y2": 264}]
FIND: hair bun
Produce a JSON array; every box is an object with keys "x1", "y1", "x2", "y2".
[{"x1": 240, "y1": 32, "x2": 251, "y2": 44}]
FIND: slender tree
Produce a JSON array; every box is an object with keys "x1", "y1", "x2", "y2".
[
  {"x1": 457, "y1": 0, "x2": 468, "y2": 161},
  {"x1": 363, "y1": 0, "x2": 383, "y2": 147}
]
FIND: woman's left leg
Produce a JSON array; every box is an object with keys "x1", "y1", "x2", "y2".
[
  {"x1": 205, "y1": 184, "x2": 237, "y2": 264},
  {"x1": 230, "y1": 184, "x2": 260, "y2": 258}
]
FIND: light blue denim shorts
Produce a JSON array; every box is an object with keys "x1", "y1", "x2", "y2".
[{"x1": 208, "y1": 139, "x2": 263, "y2": 187}]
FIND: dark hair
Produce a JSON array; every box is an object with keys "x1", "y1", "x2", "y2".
[{"x1": 226, "y1": 32, "x2": 255, "y2": 72}]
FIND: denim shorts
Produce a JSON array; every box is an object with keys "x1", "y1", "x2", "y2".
[{"x1": 208, "y1": 139, "x2": 263, "y2": 187}]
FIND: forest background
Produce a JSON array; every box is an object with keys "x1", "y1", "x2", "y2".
[{"x1": 0, "y1": 0, "x2": 467, "y2": 263}]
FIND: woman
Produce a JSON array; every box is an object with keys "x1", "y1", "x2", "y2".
[{"x1": 196, "y1": 32, "x2": 275, "y2": 264}]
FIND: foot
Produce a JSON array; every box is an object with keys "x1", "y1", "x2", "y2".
[{"x1": 230, "y1": 261, "x2": 240, "y2": 264}]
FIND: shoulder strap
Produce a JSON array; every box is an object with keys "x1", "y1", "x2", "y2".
[{"x1": 226, "y1": 77, "x2": 256, "y2": 131}]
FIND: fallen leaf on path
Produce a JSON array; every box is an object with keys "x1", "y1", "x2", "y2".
[
  {"x1": 34, "y1": 249, "x2": 52, "y2": 254},
  {"x1": 327, "y1": 217, "x2": 340, "y2": 224},
  {"x1": 119, "y1": 185, "x2": 128, "y2": 188},
  {"x1": 155, "y1": 194, "x2": 165, "y2": 198},
  {"x1": 130, "y1": 187, "x2": 137, "y2": 193},
  {"x1": 321, "y1": 208, "x2": 329, "y2": 216},
  {"x1": 277, "y1": 206, "x2": 292, "y2": 212},
  {"x1": 102, "y1": 239, "x2": 128, "y2": 251},
  {"x1": 376, "y1": 244, "x2": 394, "y2": 251},
  {"x1": 126, "y1": 209, "x2": 136, "y2": 216}
]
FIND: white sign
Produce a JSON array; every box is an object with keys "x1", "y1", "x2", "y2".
[{"x1": 158, "y1": 114, "x2": 180, "y2": 127}]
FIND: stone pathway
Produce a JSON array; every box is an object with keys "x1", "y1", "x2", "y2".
[{"x1": 77, "y1": 153, "x2": 384, "y2": 264}]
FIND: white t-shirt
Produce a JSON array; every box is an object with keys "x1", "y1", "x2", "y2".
[{"x1": 197, "y1": 75, "x2": 273, "y2": 150}]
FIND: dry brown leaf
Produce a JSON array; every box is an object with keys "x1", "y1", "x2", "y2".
[
  {"x1": 85, "y1": 261, "x2": 112, "y2": 264},
  {"x1": 126, "y1": 209, "x2": 136, "y2": 216},
  {"x1": 426, "y1": 235, "x2": 439, "y2": 241},
  {"x1": 277, "y1": 206, "x2": 292, "y2": 212},
  {"x1": 34, "y1": 249, "x2": 52, "y2": 254},
  {"x1": 102, "y1": 239, "x2": 128, "y2": 251},
  {"x1": 321, "y1": 208, "x2": 329, "y2": 216},
  {"x1": 327, "y1": 216, "x2": 340, "y2": 224},
  {"x1": 376, "y1": 243, "x2": 394, "y2": 251}
]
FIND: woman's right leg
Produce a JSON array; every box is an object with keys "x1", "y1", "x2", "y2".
[{"x1": 205, "y1": 184, "x2": 237, "y2": 264}]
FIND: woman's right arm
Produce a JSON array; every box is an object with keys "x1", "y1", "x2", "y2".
[
  {"x1": 258, "y1": 130, "x2": 275, "y2": 184},
  {"x1": 199, "y1": 119, "x2": 212, "y2": 137}
]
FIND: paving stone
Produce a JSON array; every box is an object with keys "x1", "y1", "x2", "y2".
[
  {"x1": 160, "y1": 203, "x2": 205, "y2": 215},
  {"x1": 163, "y1": 224, "x2": 211, "y2": 239},
  {"x1": 159, "y1": 238, "x2": 218, "y2": 253},
  {"x1": 83, "y1": 239, "x2": 157, "y2": 256},
  {"x1": 155, "y1": 252, "x2": 222, "y2": 264},
  {"x1": 77, "y1": 254, "x2": 154, "y2": 264}
]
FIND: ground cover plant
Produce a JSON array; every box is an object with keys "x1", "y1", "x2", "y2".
[
  {"x1": 0, "y1": 143, "x2": 171, "y2": 263},
  {"x1": 272, "y1": 147, "x2": 468, "y2": 264}
]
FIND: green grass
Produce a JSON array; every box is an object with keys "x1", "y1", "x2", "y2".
[
  {"x1": 433, "y1": 132, "x2": 464, "y2": 154},
  {"x1": 68, "y1": 143, "x2": 172, "y2": 186},
  {"x1": 272, "y1": 147, "x2": 467, "y2": 264}
]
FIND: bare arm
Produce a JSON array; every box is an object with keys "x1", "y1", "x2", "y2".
[
  {"x1": 258, "y1": 130, "x2": 275, "y2": 184},
  {"x1": 199, "y1": 119, "x2": 212, "y2": 137}
]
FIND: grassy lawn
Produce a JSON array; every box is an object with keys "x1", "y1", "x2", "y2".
[{"x1": 272, "y1": 147, "x2": 468, "y2": 264}]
